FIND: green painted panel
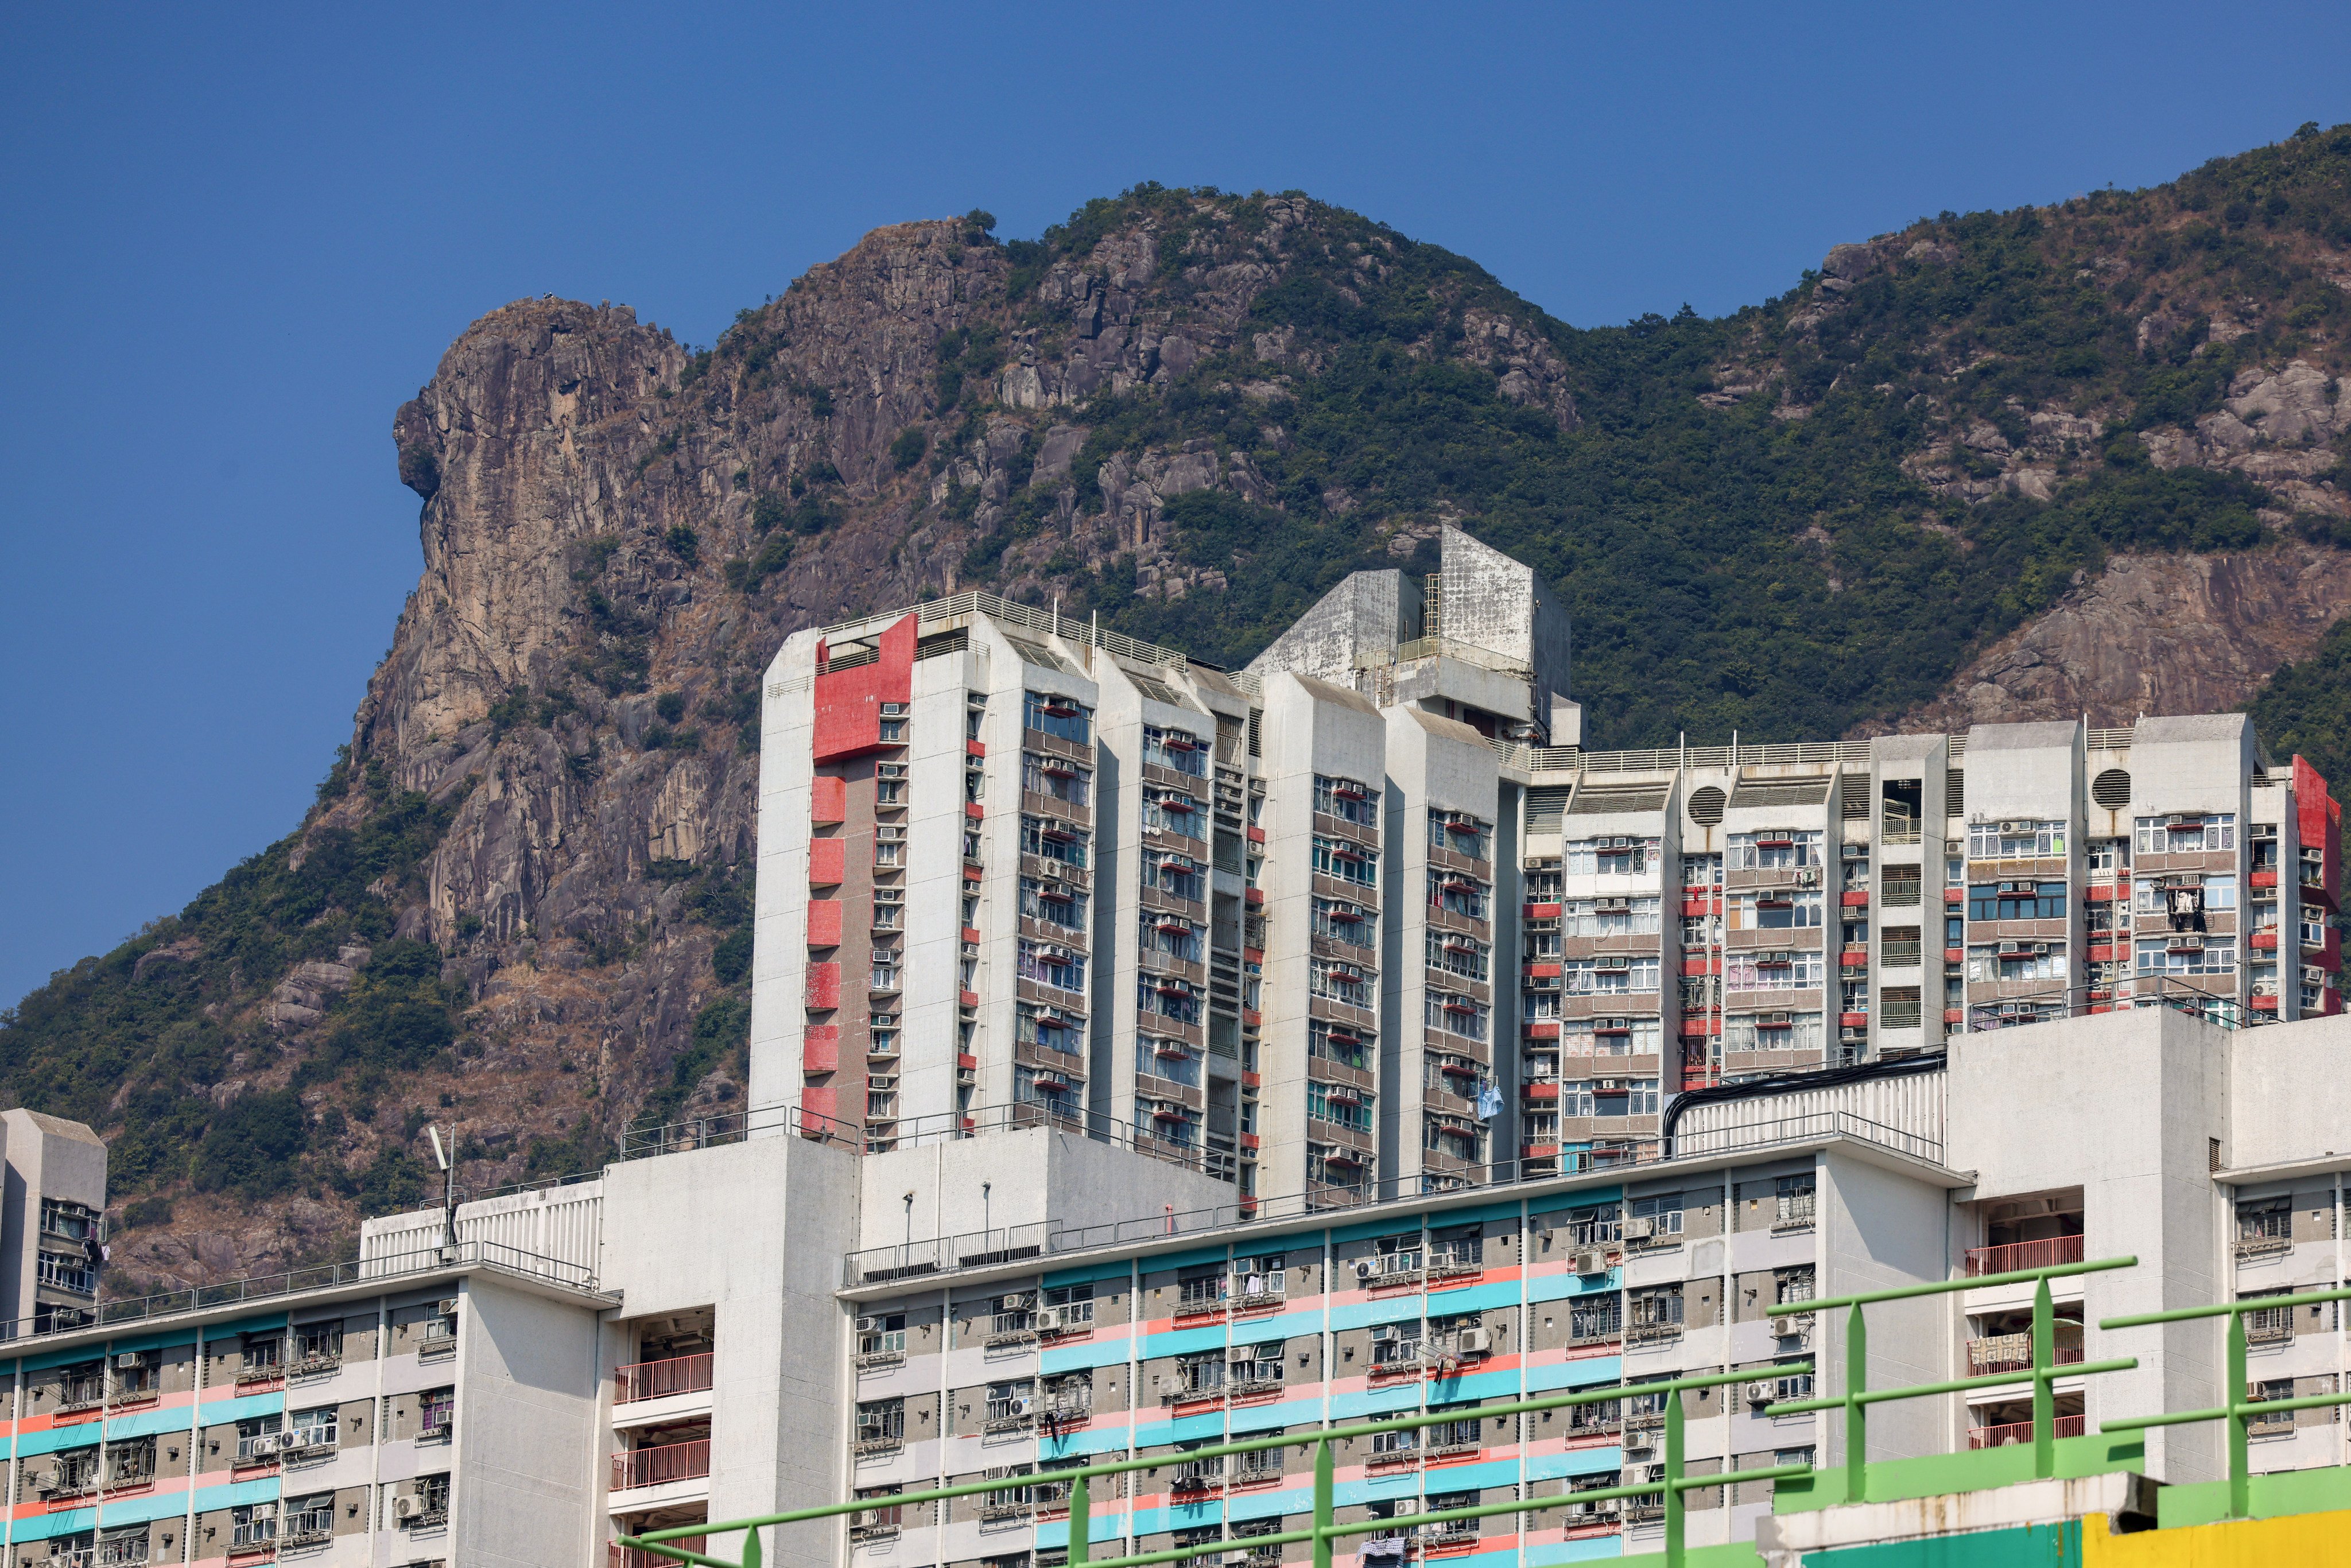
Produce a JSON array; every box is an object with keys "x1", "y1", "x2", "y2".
[
  {"x1": 2155, "y1": 1461, "x2": 2351, "y2": 1529},
  {"x1": 1773, "y1": 1435, "x2": 2143, "y2": 1514}
]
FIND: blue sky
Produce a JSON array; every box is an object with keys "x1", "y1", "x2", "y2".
[{"x1": 4, "y1": 2, "x2": 2348, "y2": 1008}]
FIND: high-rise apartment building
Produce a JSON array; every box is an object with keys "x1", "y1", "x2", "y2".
[{"x1": 754, "y1": 531, "x2": 2342, "y2": 1207}]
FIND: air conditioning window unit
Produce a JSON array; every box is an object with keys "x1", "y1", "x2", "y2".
[
  {"x1": 1456, "y1": 1327, "x2": 1493, "y2": 1355},
  {"x1": 1623, "y1": 1216, "x2": 1656, "y2": 1240},
  {"x1": 855, "y1": 1315, "x2": 880, "y2": 1333},
  {"x1": 1997, "y1": 940, "x2": 2022, "y2": 955},
  {"x1": 853, "y1": 1510, "x2": 882, "y2": 1529},
  {"x1": 2305, "y1": 966, "x2": 2329, "y2": 984},
  {"x1": 436, "y1": 1299, "x2": 459, "y2": 1318},
  {"x1": 1034, "y1": 1306, "x2": 1066, "y2": 1332},
  {"x1": 115, "y1": 1352, "x2": 146, "y2": 1370}
]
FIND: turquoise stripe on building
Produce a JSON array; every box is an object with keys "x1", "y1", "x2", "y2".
[
  {"x1": 1227, "y1": 1485, "x2": 1314, "y2": 1523},
  {"x1": 18, "y1": 1423, "x2": 104, "y2": 1458},
  {"x1": 1332, "y1": 1472, "x2": 1421, "y2": 1507},
  {"x1": 1140, "y1": 1325, "x2": 1229, "y2": 1360},
  {"x1": 1427, "y1": 1280, "x2": 1521, "y2": 1315},
  {"x1": 1131, "y1": 1410, "x2": 1227, "y2": 1447},
  {"x1": 1330, "y1": 1385, "x2": 1422, "y2": 1419},
  {"x1": 1530, "y1": 1185, "x2": 1620, "y2": 1213},
  {"x1": 197, "y1": 1313, "x2": 290, "y2": 1341},
  {"x1": 1329, "y1": 1295, "x2": 1430, "y2": 1332},
  {"x1": 1039, "y1": 1426, "x2": 1132, "y2": 1460},
  {"x1": 1031, "y1": 1514, "x2": 1123, "y2": 1547},
  {"x1": 100, "y1": 1330, "x2": 199, "y2": 1358},
  {"x1": 1530, "y1": 1271, "x2": 1620, "y2": 1303},
  {"x1": 1229, "y1": 1398, "x2": 1320, "y2": 1435},
  {"x1": 193, "y1": 1391, "x2": 285, "y2": 1425},
  {"x1": 1432, "y1": 1197, "x2": 1526, "y2": 1227},
  {"x1": 1418, "y1": 1458, "x2": 1519, "y2": 1492},
  {"x1": 1239, "y1": 1309, "x2": 1325, "y2": 1341},
  {"x1": 98, "y1": 1490, "x2": 194, "y2": 1527},
  {"x1": 191, "y1": 1476, "x2": 282, "y2": 1513},
  {"x1": 24, "y1": 1345, "x2": 104, "y2": 1372},
  {"x1": 1043, "y1": 1259, "x2": 1137, "y2": 1290},
  {"x1": 9, "y1": 1509, "x2": 97, "y2": 1543},
  {"x1": 1426, "y1": 1367, "x2": 1519, "y2": 1403},
  {"x1": 1426, "y1": 1549, "x2": 1517, "y2": 1568},
  {"x1": 1525, "y1": 1537, "x2": 1623, "y2": 1563},
  {"x1": 1527, "y1": 1446, "x2": 1623, "y2": 1481},
  {"x1": 1146, "y1": 1245, "x2": 1230, "y2": 1273},
  {"x1": 1042, "y1": 1338, "x2": 1132, "y2": 1374},
  {"x1": 1527, "y1": 1357, "x2": 1622, "y2": 1392},
  {"x1": 1129, "y1": 1499, "x2": 1222, "y2": 1535},
  {"x1": 106, "y1": 1406, "x2": 199, "y2": 1441}
]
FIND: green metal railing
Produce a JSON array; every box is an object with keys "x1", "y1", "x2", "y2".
[
  {"x1": 2100, "y1": 1284, "x2": 2351, "y2": 1519},
  {"x1": 1764, "y1": 1254, "x2": 2140, "y2": 1501},
  {"x1": 616, "y1": 1364, "x2": 1812, "y2": 1568}
]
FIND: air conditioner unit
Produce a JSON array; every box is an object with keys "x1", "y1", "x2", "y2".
[
  {"x1": 852, "y1": 1510, "x2": 882, "y2": 1530},
  {"x1": 1623, "y1": 1216, "x2": 1657, "y2": 1241},
  {"x1": 1007, "y1": 1396, "x2": 1033, "y2": 1417},
  {"x1": 1623, "y1": 1434, "x2": 1656, "y2": 1457},
  {"x1": 1005, "y1": 1291, "x2": 1036, "y2": 1309},
  {"x1": 2030, "y1": 942, "x2": 2050, "y2": 956},
  {"x1": 392, "y1": 1495, "x2": 421, "y2": 1522},
  {"x1": 250, "y1": 1434, "x2": 280, "y2": 1457},
  {"x1": 436, "y1": 1298, "x2": 459, "y2": 1318},
  {"x1": 1997, "y1": 940, "x2": 2022, "y2": 955},
  {"x1": 1355, "y1": 1259, "x2": 1378, "y2": 1282},
  {"x1": 1371, "y1": 1323, "x2": 1403, "y2": 1342},
  {"x1": 1744, "y1": 1381, "x2": 1776, "y2": 1406},
  {"x1": 1456, "y1": 1327, "x2": 1494, "y2": 1355},
  {"x1": 855, "y1": 1315, "x2": 881, "y2": 1334},
  {"x1": 2304, "y1": 966, "x2": 2329, "y2": 984},
  {"x1": 2172, "y1": 936, "x2": 2204, "y2": 950},
  {"x1": 114, "y1": 1352, "x2": 146, "y2": 1370},
  {"x1": 2000, "y1": 820, "x2": 2025, "y2": 835},
  {"x1": 1760, "y1": 1011, "x2": 1792, "y2": 1026},
  {"x1": 1572, "y1": 1249, "x2": 1608, "y2": 1276},
  {"x1": 2166, "y1": 814, "x2": 2186, "y2": 828},
  {"x1": 1034, "y1": 1306, "x2": 1066, "y2": 1333}
]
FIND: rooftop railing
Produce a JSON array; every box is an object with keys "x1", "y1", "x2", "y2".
[{"x1": 1960, "y1": 976, "x2": 2269, "y2": 1034}]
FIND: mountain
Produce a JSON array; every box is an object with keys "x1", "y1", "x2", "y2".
[{"x1": 7, "y1": 124, "x2": 2351, "y2": 1289}]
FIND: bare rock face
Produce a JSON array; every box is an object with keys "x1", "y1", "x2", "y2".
[
  {"x1": 2140, "y1": 360, "x2": 2351, "y2": 517},
  {"x1": 1867, "y1": 543, "x2": 2351, "y2": 733}
]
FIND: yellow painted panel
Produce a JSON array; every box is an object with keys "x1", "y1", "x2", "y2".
[{"x1": 2082, "y1": 1508, "x2": 2351, "y2": 1566}]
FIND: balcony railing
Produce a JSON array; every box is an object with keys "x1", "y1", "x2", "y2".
[
  {"x1": 612, "y1": 1542, "x2": 705, "y2": 1568},
  {"x1": 1965, "y1": 1235, "x2": 2085, "y2": 1276},
  {"x1": 1968, "y1": 1414, "x2": 2085, "y2": 1449},
  {"x1": 1966, "y1": 1324, "x2": 2084, "y2": 1376},
  {"x1": 614, "y1": 1438, "x2": 712, "y2": 1492},
  {"x1": 616, "y1": 1353, "x2": 715, "y2": 1404}
]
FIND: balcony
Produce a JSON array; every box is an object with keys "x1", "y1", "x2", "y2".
[
  {"x1": 1969, "y1": 1414, "x2": 2085, "y2": 1449},
  {"x1": 613, "y1": 1438, "x2": 712, "y2": 1493},
  {"x1": 1965, "y1": 1322, "x2": 2084, "y2": 1376},
  {"x1": 616, "y1": 1353, "x2": 714, "y2": 1405},
  {"x1": 1964, "y1": 1235, "x2": 2083, "y2": 1276},
  {"x1": 612, "y1": 1543, "x2": 705, "y2": 1568}
]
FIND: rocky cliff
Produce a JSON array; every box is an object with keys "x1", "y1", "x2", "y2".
[{"x1": 8, "y1": 132, "x2": 2351, "y2": 1289}]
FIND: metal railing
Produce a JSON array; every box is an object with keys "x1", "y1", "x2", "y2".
[
  {"x1": 619, "y1": 1364, "x2": 1814, "y2": 1568},
  {"x1": 617, "y1": 1353, "x2": 715, "y2": 1404},
  {"x1": 2099, "y1": 1284, "x2": 2351, "y2": 1519},
  {"x1": 0, "y1": 1239, "x2": 602, "y2": 1345},
  {"x1": 1766, "y1": 1253, "x2": 2139, "y2": 1501},
  {"x1": 615, "y1": 1437, "x2": 712, "y2": 1492},
  {"x1": 843, "y1": 1109, "x2": 1944, "y2": 1287},
  {"x1": 1965, "y1": 1235, "x2": 2085, "y2": 1276},
  {"x1": 1960, "y1": 976, "x2": 2269, "y2": 1034}
]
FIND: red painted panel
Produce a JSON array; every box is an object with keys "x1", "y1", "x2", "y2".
[
  {"x1": 802, "y1": 1082, "x2": 839, "y2": 1122},
  {"x1": 1527, "y1": 962, "x2": 1562, "y2": 979},
  {"x1": 1840, "y1": 1011, "x2": 1868, "y2": 1028},
  {"x1": 2085, "y1": 885, "x2": 2115, "y2": 901},
  {"x1": 803, "y1": 1027, "x2": 840, "y2": 1074},
  {"x1": 813, "y1": 614, "x2": 916, "y2": 760},
  {"x1": 1523, "y1": 1020, "x2": 1560, "y2": 1040},
  {"x1": 1841, "y1": 891, "x2": 1869, "y2": 907},
  {"x1": 805, "y1": 962, "x2": 841, "y2": 1011},
  {"x1": 1944, "y1": 1008, "x2": 1966, "y2": 1024},
  {"x1": 806, "y1": 900, "x2": 843, "y2": 948},
  {"x1": 1945, "y1": 888, "x2": 1965, "y2": 904},
  {"x1": 2251, "y1": 932, "x2": 2279, "y2": 951},
  {"x1": 808, "y1": 838, "x2": 845, "y2": 886},
  {"x1": 965, "y1": 802, "x2": 984, "y2": 820},
  {"x1": 2249, "y1": 870, "x2": 2279, "y2": 890},
  {"x1": 2296, "y1": 754, "x2": 2342, "y2": 914},
  {"x1": 1526, "y1": 902, "x2": 1563, "y2": 919},
  {"x1": 811, "y1": 775, "x2": 847, "y2": 825}
]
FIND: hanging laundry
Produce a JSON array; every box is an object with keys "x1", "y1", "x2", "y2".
[
  {"x1": 1477, "y1": 1085, "x2": 1503, "y2": 1121},
  {"x1": 2166, "y1": 884, "x2": 2206, "y2": 933}
]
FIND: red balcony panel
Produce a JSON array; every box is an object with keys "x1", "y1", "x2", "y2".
[
  {"x1": 1240, "y1": 1132, "x2": 1261, "y2": 1152},
  {"x1": 2252, "y1": 932, "x2": 2279, "y2": 951},
  {"x1": 1524, "y1": 1081, "x2": 1559, "y2": 1101},
  {"x1": 805, "y1": 962, "x2": 841, "y2": 1011},
  {"x1": 1840, "y1": 952, "x2": 1868, "y2": 971},
  {"x1": 2252, "y1": 994, "x2": 2280, "y2": 1012},
  {"x1": 1527, "y1": 902, "x2": 1563, "y2": 919},
  {"x1": 1965, "y1": 1235, "x2": 2084, "y2": 1277},
  {"x1": 1524, "y1": 1020, "x2": 1561, "y2": 1041},
  {"x1": 1945, "y1": 888, "x2": 1966, "y2": 905},
  {"x1": 1841, "y1": 891, "x2": 1869, "y2": 908},
  {"x1": 1242, "y1": 1009, "x2": 1262, "y2": 1028},
  {"x1": 1944, "y1": 1008, "x2": 1965, "y2": 1024},
  {"x1": 966, "y1": 801, "x2": 985, "y2": 820},
  {"x1": 1527, "y1": 962, "x2": 1562, "y2": 979},
  {"x1": 2085, "y1": 884, "x2": 2115, "y2": 902},
  {"x1": 1970, "y1": 1416, "x2": 2084, "y2": 1451},
  {"x1": 1246, "y1": 887, "x2": 1264, "y2": 907},
  {"x1": 957, "y1": 1052, "x2": 977, "y2": 1070},
  {"x1": 1522, "y1": 1143, "x2": 1561, "y2": 1160},
  {"x1": 616, "y1": 1353, "x2": 715, "y2": 1404},
  {"x1": 1247, "y1": 825, "x2": 1266, "y2": 845},
  {"x1": 2250, "y1": 868, "x2": 2280, "y2": 889},
  {"x1": 1683, "y1": 957, "x2": 1713, "y2": 977},
  {"x1": 613, "y1": 1437, "x2": 711, "y2": 1492},
  {"x1": 806, "y1": 899, "x2": 843, "y2": 948},
  {"x1": 802, "y1": 1082, "x2": 839, "y2": 1121},
  {"x1": 802, "y1": 1026, "x2": 840, "y2": 1074},
  {"x1": 810, "y1": 775, "x2": 847, "y2": 825},
  {"x1": 964, "y1": 863, "x2": 984, "y2": 882},
  {"x1": 1840, "y1": 1012, "x2": 1868, "y2": 1028},
  {"x1": 1946, "y1": 946, "x2": 1966, "y2": 964},
  {"x1": 1679, "y1": 899, "x2": 1713, "y2": 919},
  {"x1": 1243, "y1": 1070, "x2": 1262, "y2": 1090},
  {"x1": 959, "y1": 988, "x2": 980, "y2": 1008},
  {"x1": 808, "y1": 837, "x2": 847, "y2": 887},
  {"x1": 1244, "y1": 947, "x2": 1264, "y2": 966},
  {"x1": 967, "y1": 738, "x2": 986, "y2": 758},
  {"x1": 962, "y1": 925, "x2": 982, "y2": 944}
]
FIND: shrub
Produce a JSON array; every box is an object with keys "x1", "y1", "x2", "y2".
[{"x1": 891, "y1": 426, "x2": 928, "y2": 471}]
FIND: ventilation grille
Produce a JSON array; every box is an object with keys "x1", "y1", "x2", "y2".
[
  {"x1": 1689, "y1": 786, "x2": 1728, "y2": 826},
  {"x1": 1526, "y1": 786, "x2": 1573, "y2": 836},
  {"x1": 1569, "y1": 786, "x2": 1669, "y2": 816},
  {"x1": 1731, "y1": 779, "x2": 1833, "y2": 809},
  {"x1": 915, "y1": 628, "x2": 969, "y2": 660},
  {"x1": 1946, "y1": 770, "x2": 1965, "y2": 820},
  {"x1": 1247, "y1": 711, "x2": 1262, "y2": 758},
  {"x1": 1840, "y1": 775, "x2": 1871, "y2": 820},
  {"x1": 2092, "y1": 769, "x2": 2132, "y2": 809}
]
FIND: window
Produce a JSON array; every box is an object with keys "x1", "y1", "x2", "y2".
[
  {"x1": 1729, "y1": 830, "x2": 1824, "y2": 870},
  {"x1": 986, "y1": 1379, "x2": 1037, "y2": 1422},
  {"x1": 1525, "y1": 917, "x2": 1563, "y2": 958},
  {"x1": 1146, "y1": 1037, "x2": 1203, "y2": 1086},
  {"x1": 1594, "y1": 1079, "x2": 1661, "y2": 1116},
  {"x1": 1630, "y1": 1284, "x2": 1684, "y2": 1328},
  {"x1": 876, "y1": 776, "x2": 906, "y2": 805},
  {"x1": 1525, "y1": 862, "x2": 1565, "y2": 899},
  {"x1": 1429, "y1": 870, "x2": 1491, "y2": 919},
  {"x1": 2137, "y1": 939, "x2": 2235, "y2": 977},
  {"x1": 1561, "y1": 896, "x2": 1663, "y2": 936},
  {"x1": 1140, "y1": 911, "x2": 1205, "y2": 963},
  {"x1": 1143, "y1": 724, "x2": 1209, "y2": 777},
  {"x1": 1140, "y1": 973, "x2": 1204, "y2": 1024},
  {"x1": 1313, "y1": 897, "x2": 1375, "y2": 945},
  {"x1": 870, "y1": 954, "x2": 902, "y2": 992},
  {"x1": 2087, "y1": 839, "x2": 2128, "y2": 874},
  {"x1": 858, "y1": 1398, "x2": 906, "y2": 1443},
  {"x1": 1310, "y1": 958, "x2": 1375, "y2": 1008},
  {"x1": 290, "y1": 1403, "x2": 339, "y2": 1449},
  {"x1": 1725, "y1": 951, "x2": 1825, "y2": 990},
  {"x1": 874, "y1": 835, "x2": 904, "y2": 868},
  {"x1": 1018, "y1": 940, "x2": 1085, "y2": 993},
  {"x1": 1560, "y1": 1018, "x2": 1664, "y2": 1055},
  {"x1": 1426, "y1": 930, "x2": 1491, "y2": 981},
  {"x1": 2134, "y1": 813, "x2": 2235, "y2": 855},
  {"x1": 1314, "y1": 774, "x2": 1378, "y2": 826},
  {"x1": 104, "y1": 1436, "x2": 154, "y2": 1485},
  {"x1": 1021, "y1": 814, "x2": 1089, "y2": 868},
  {"x1": 1966, "y1": 882, "x2": 2067, "y2": 921},
  {"x1": 1142, "y1": 786, "x2": 1203, "y2": 837},
  {"x1": 1025, "y1": 690, "x2": 1091, "y2": 745},
  {"x1": 1630, "y1": 1194, "x2": 1683, "y2": 1236},
  {"x1": 1969, "y1": 820, "x2": 2067, "y2": 859},
  {"x1": 1313, "y1": 835, "x2": 1379, "y2": 887},
  {"x1": 419, "y1": 1385, "x2": 455, "y2": 1439},
  {"x1": 1022, "y1": 751, "x2": 1092, "y2": 806},
  {"x1": 286, "y1": 1493, "x2": 334, "y2": 1542},
  {"x1": 1681, "y1": 854, "x2": 1723, "y2": 888},
  {"x1": 878, "y1": 718, "x2": 905, "y2": 743},
  {"x1": 1307, "y1": 1081, "x2": 1374, "y2": 1132},
  {"x1": 1523, "y1": 987, "x2": 1561, "y2": 1019},
  {"x1": 858, "y1": 1313, "x2": 908, "y2": 1357},
  {"x1": 1428, "y1": 810, "x2": 1492, "y2": 860},
  {"x1": 1425, "y1": 990, "x2": 1489, "y2": 1041},
  {"x1": 1776, "y1": 1175, "x2": 1816, "y2": 1225},
  {"x1": 1568, "y1": 836, "x2": 1662, "y2": 876},
  {"x1": 1731, "y1": 891, "x2": 1825, "y2": 930},
  {"x1": 1966, "y1": 945, "x2": 2069, "y2": 982},
  {"x1": 2237, "y1": 1195, "x2": 2291, "y2": 1243},
  {"x1": 1569, "y1": 1295, "x2": 1622, "y2": 1341},
  {"x1": 231, "y1": 1503, "x2": 277, "y2": 1548},
  {"x1": 1151, "y1": 851, "x2": 1206, "y2": 901},
  {"x1": 234, "y1": 1413, "x2": 283, "y2": 1460},
  {"x1": 1229, "y1": 1340, "x2": 1286, "y2": 1385},
  {"x1": 1565, "y1": 956, "x2": 1663, "y2": 994},
  {"x1": 1020, "y1": 876, "x2": 1088, "y2": 931},
  {"x1": 1725, "y1": 1012, "x2": 1824, "y2": 1053},
  {"x1": 1309, "y1": 1020, "x2": 1371, "y2": 1070}
]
